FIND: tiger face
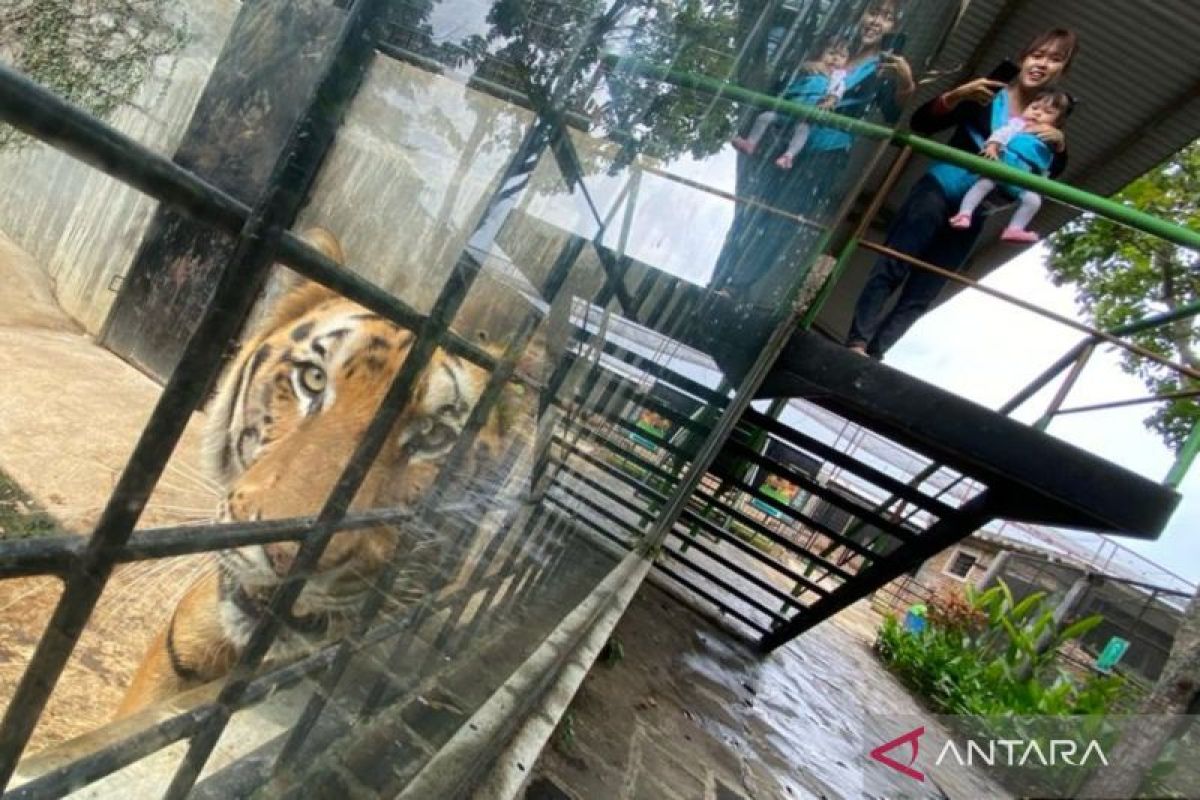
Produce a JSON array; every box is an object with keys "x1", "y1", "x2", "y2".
[
  {"x1": 119, "y1": 228, "x2": 537, "y2": 715},
  {"x1": 209, "y1": 287, "x2": 530, "y2": 617}
]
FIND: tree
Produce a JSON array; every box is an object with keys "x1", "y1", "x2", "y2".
[
  {"x1": 0, "y1": 0, "x2": 187, "y2": 150},
  {"x1": 1046, "y1": 140, "x2": 1200, "y2": 453},
  {"x1": 1076, "y1": 588, "x2": 1200, "y2": 798}
]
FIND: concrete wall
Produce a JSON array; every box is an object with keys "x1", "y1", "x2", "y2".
[
  {"x1": 0, "y1": 2, "x2": 239, "y2": 334},
  {"x1": 874, "y1": 536, "x2": 1000, "y2": 615}
]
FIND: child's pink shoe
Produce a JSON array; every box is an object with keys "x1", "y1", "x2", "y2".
[
  {"x1": 948, "y1": 213, "x2": 972, "y2": 229},
  {"x1": 1000, "y1": 226, "x2": 1040, "y2": 243}
]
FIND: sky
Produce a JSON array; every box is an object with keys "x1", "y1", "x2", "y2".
[
  {"x1": 884, "y1": 245, "x2": 1200, "y2": 585},
  {"x1": 503, "y1": 124, "x2": 1198, "y2": 588}
]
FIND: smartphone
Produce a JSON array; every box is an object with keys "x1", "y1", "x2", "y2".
[
  {"x1": 880, "y1": 33, "x2": 907, "y2": 54},
  {"x1": 987, "y1": 59, "x2": 1020, "y2": 84}
]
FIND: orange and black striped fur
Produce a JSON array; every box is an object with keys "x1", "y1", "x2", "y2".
[{"x1": 118, "y1": 229, "x2": 534, "y2": 716}]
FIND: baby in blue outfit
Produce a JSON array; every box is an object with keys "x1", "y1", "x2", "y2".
[
  {"x1": 732, "y1": 36, "x2": 851, "y2": 169},
  {"x1": 949, "y1": 88, "x2": 1071, "y2": 242}
]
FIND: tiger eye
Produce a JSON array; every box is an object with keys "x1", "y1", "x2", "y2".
[{"x1": 300, "y1": 364, "x2": 327, "y2": 393}]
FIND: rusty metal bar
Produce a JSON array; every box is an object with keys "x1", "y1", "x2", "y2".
[
  {"x1": 859, "y1": 241, "x2": 1200, "y2": 383},
  {"x1": 1054, "y1": 388, "x2": 1200, "y2": 416},
  {"x1": 1035, "y1": 342, "x2": 1095, "y2": 429}
]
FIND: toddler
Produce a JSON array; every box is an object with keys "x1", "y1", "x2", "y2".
[
  {"x1": 731, "y1": 37, "x2": 851, "y2": 170},
  {"x1": 949, "y1": 89, "x2": 1071, "y2": 243}
]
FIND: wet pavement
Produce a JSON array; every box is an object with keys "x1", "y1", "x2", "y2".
[{"x1": 531, "y1": 580, "x2": 1009, "y2": 800}]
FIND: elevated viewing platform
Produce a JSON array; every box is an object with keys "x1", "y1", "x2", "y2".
[{"x1": 0, "y1": 0, "x2": 1196, "y2": 797}]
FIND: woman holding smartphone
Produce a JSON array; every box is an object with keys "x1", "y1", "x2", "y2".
[
  {"x1": 711, "y1": 0, "x2": 915, "y2": 294},
  {"x1": 846, "y1": 27, "x2": 1079, "y2": 358}
]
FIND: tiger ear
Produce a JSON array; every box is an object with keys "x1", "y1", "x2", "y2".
[
  {"x1": 300, "y1": 226, "x2": 345, "y2": 265},
  {"x1": 259, "y1": 227, "x2": 347, "y2": 330}
]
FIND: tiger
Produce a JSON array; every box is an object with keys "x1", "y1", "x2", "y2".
[{"x1": 117, "y1": 228, "x2": 538, "y2": 716}]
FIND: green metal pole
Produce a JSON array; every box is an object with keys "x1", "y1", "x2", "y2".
[
  {"x1": 1165, "y1": 422, "x2": 1200, "y2": 489},
  {"x1": 1109, "y1": 301, "x2": 1200, "y2": 336},
  {"x1": 606, "y1": 57, "x2": 1200, "y2": 253}
]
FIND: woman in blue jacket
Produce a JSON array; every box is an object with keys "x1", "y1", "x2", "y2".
[
  {"x1": 846, "y1": 28, "x2": 1079, "y2": 358},
  {"x1": 711, "y1": 0, "x2": 915, "y2": 294}
]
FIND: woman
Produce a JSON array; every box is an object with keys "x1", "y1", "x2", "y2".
[
  {"x1": 710, "y1": 0, "x2": 915, "y2": 294},
  {"x1": 846, "y1": 27, "x2": 1079, "y2": 358}
]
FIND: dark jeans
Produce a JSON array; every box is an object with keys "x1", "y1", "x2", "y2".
[
  {"x1": 710, "y1": 148, "x2": 851, "y2": 291},
  {"x1": 847, "y1": 175, "x2": 985, "y2": 357}
]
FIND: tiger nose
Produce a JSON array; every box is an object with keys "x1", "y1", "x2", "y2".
[{"x1": 263, "y1": 543, "x2": 295, "y2": 576}]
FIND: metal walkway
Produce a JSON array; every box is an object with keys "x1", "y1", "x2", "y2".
[{"x1": 541, "y1": 277, "x2": 1180, "y2": 653}]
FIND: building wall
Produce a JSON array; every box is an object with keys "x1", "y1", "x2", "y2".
[
  {"x1": 0, "y1": 2, "x2": 239, "y2": 334},
  {"x1": 873, "y1": 537, "x2": 1001, "y2": 615}
]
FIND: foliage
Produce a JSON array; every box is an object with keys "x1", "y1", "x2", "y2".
[
  {"x1": 597, "y1": 0, "x2": 748, "y2": 168},
  {"x1": 874, "y1": 580, "x2": 1125, "y2": 716},
  {"x1": 421, "y1": 0, "x2": 833, "y2": 172},
  {"x1": 600, "y1": 634, "x2": 625, "y2": 666},
  {"x1": 1046, "y1": 140, "x2": 1200, "y2": 452},
  {"x1": 926, "y1": 587, "x2": 986, "y2": 637},
  {"x1": 0, "y1": 0, "x2": 188, "y2": 151},
  {"x1": 0, "y1": 471, "x2": 58, "y2": 539}
]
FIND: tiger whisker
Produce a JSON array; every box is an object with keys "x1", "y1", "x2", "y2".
[{"x1": 163, "y1": 457, "x2": 223, "y2": 489}]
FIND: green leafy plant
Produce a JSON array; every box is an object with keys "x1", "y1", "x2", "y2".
[
  {"x1": 1, "y1": 0, "x2": 188, "y2": 151},
  {"x1": 1047, "y1": 139, "x2": 1199, "y2": 452},
  {"x1": 875, "y1": 581, "x2": 1124, "y2": 717},
  {"x1": 876, "y1": 582, "x2": 1141, "y2": 795}
]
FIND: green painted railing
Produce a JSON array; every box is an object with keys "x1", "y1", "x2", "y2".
[
  {"x1": 605, "y1": 55, "x2": 1200, "y2": 487},
  {"x1": 606, "y1": 56, "x2": 1200, "y2": 253}
]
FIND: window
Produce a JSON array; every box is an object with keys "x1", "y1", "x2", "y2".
[{"x1": 944, "y1": 549, "x2": 979, "y2": 580}]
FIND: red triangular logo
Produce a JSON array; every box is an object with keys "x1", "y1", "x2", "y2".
[{"x1": 869, "y1": 726, "x2": 925, "y2": 782}]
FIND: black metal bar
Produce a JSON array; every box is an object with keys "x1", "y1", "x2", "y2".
[
  {"x1": 568, "y1": 330, "x2": 726, "y2": 407},
  {"x1": 0, "y1": 62, "x2": 245, "y2": 235},
  {"x1": 271, "y1": 232, "x2": 585, "y2": 772},
  {"x1": 653, "y1": 563, "x2": 770, "y2": 636},
  {"x1": 554, "y1": 463, "x2": 657, "y2": 524},
  {"x1": 0, "y1": 17, "x2": 384, "y2": 782},
  {"x1": 7, "y1": 709, "x2": 209, "y2": 800},
  {"x1": 545, "y1": 494, "x2": 633, "y2": 552},
  {"x1": 9, "y1": 584, "x2": 479, "y2": 800},
  {"x1": 0, "y1": 537, "x2": 79, "y2": 579},
  {"x1": 548, "y1": 482, "x2": 643, "y2": 539},
  {"x1": 661, "y1": 545, "x2": 788, "y2": 626},
  {"x1": 415, "y1": 500, "x2": 563, "y2": 677},
  {"x1": 0, "y1": 63, "x2": 509, "y2": 385},
  {"x1": 538, "y1": 258, "x2": 634, "y2": 419},
  {"x1": 690, "y1": 490, "x2": 855, "y2": 581},
  {"x1": 547, "y1": 437, "x2": 838, "y2": 597},
  {"x1": 741, "y1": 406, "x2": 956, "y2": 518},
  {"x1": 557, "y1": 424, "x2": 856, "y2": 583},
  {"x1": 0, "y1": 509, "x2": 419, "y2": 581},
  {"x1": 585, "y1": 400, "x2": 907, "y2": 558},
  {"x1": 169, "y1": 252, "x2": 481, "y2": 793},
  {"x1": 759, "y1": 492, "x2": 1003, "y2": 652},
  {"x1": 158, "y1": 2, "x2": 401, "y2": 794},
  {"x1": 662, "y1": 532, "x2": 804, "y2": 613},
  {"x1": 279, "y1": 0, "x2": 632, "y2": 750},
  {"x1": 443, "y1": 507, "x2": 587, "y2": 659}
]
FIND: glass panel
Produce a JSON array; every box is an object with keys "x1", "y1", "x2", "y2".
[{"x1": 0, "y1": 0, "x2": 961, "y2": 794}]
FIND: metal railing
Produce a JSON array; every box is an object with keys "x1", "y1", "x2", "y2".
[
  {"x1": 0, "y1": 10, "x2": 1194, "y2": 798},
  {"x1": 607, "y1": 54, "x2": 1200, "y2": 489},
  {"x1": 0, "y1": 0, "x2": 639, "y2": 794}
]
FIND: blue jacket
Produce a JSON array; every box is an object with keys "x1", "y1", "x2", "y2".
[
  {"x1": 918, "y1": 87, "x2": 1068, "y2": 202},
  {"x1": 778, "y1": 57, "x2": 903, "y2": 153}
]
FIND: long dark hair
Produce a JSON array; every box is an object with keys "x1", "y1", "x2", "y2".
[{"x1": 1018, "y1": 28, "x2": 1081, "y2": 73}]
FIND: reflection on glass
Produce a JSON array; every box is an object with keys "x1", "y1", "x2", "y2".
[{"x1": 0, "y1": 0, "x2": 962, "y2": 794}]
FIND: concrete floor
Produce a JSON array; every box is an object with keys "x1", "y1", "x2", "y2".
[
  {"x1": 1, "y1": 228, "x2": 1006, "y2": 798},
  {"x1": 529, "y1": 581, "x2": 1009, "y2": 800},
  {"x1": 0, "y1": 230, "x2": 212, "y2": 753}
]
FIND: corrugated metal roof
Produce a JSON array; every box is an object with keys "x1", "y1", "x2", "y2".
[{"x1": 815, "y1": 0, "x2": 1200, "y2": 336}]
